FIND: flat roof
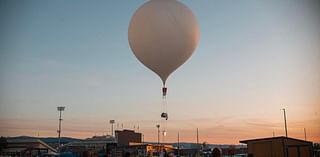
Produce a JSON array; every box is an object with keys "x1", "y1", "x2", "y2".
[{"x1": 240, "y1": 136, "x2": 312, "y2": 144}]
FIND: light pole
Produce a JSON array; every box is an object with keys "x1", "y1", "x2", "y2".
[
  {"x1": 156, "y1": 124, "x2": 160, "y2": 144},
  {"x1": 281, "y1": 108, "x2": 288, "y2": 137},
  {"x1": 178, "y1": 132, "x2": 180, "y2": 157},
  {"x1": 156, "y1": 124, "x2": 160, "y2": 154},
  {"x1": 57, "y1": 106, "x2": 65, "y2": 157},
  {"x1": 110, "y1": 120, "x2": 115, "y2": 136}
]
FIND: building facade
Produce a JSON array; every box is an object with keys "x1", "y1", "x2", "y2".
[
  {"x1": 0, "y1": 137, "x2": 57, "y2": 157},
  {"x1": 240, "y1": 136, "x2": 313, "y2": 157},
  {"x1": 115, "y1": 130, "x2": 142, "y2": 146}
]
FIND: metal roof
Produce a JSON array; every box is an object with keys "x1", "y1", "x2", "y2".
[{"x1": 239, "y1": 136, "x2": 312, "y2": 144}]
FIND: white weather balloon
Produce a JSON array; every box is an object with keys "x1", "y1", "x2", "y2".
[{"x1": 128, "y1": 0, "x2": 199, "y2": 86}]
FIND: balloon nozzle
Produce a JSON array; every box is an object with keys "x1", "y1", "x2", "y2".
[{"x1": 162, "y1": 87, "x2": 167, "y2": 96}]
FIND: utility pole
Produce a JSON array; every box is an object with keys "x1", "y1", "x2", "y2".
[
  {"x1": 196, "y1": 128, "x2": 199, "y2": 156},
  {"x1": 57, "y1": 106, "x2": 65, "y2": 157},
  {"x1": 196, "y1": 128, "x2": 199, "y2": 145},
  {"x1": 304, "y1": 128, "x2": 307, "y2": 141},
  {"x1": 281, "y1": 108, "x2": 288, "y2": 137}
]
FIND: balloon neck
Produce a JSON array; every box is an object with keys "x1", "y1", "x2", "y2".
[{"x1": 162, "y1": 87, "x2": 167, "y2": 97}]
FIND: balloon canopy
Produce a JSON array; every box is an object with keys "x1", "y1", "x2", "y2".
[{"x1": 128, "y1": 0, "x2": 199, "y2": 85}]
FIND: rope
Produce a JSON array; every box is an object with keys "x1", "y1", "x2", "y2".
[{"x1": 162, "y1": 87, "x2": 168, "y2": 143}]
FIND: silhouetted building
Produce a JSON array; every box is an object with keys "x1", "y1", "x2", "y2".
[
  {"x1": 115, "y1": 129, "x2": 141, "y2": 146},
  {"x1": 240, "y1": 136, "x2": 313, "y2": 157},
  {"x1": 0, "y1": 137, "x2": 57, "y2": 156},
  {"x1": 62, "y1": 135, "x2": 116, "y2": 156}
]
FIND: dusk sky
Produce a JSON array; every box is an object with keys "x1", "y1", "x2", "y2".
[{"x1": 0, "y1": 0, "x2": 319, "y2": 144}]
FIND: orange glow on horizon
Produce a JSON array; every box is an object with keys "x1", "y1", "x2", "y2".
[{"x1": 1, "y1": 117, "x2": 319, "y2": 144}]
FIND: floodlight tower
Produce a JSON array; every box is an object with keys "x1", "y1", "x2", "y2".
[
  {"x1": 110, "y1": 120, "x2": 115, "y2": 136},
  {"x1": 57, "y1": 106, "x2": 65, "y2": 156}
]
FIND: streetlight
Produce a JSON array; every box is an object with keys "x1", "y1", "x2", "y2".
[
  {"x1": 57, "y1": 106, "x2": 65, "y2": 156},
  {"x1": 156, "y1": 124, "x2": 160, "y2": 155},
  {"x1": 110, "y1": 120, "x2": 115, "y2": 136},
  {"x1": 156, "y1": 124, "x2": 160, "y2": 145},
  {"x1": 281, "y1": 108, "x2": 288, "y2": 137}
]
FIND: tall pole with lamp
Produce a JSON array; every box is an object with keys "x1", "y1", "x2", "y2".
[
  {"x1": 57, "y1": 106, "x2": 65, "y2": 157},
  {"x1": 156, "y1": 124, "x2": 160, "y2": 156}
]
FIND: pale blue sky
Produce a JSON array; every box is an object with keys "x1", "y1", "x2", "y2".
[{"x1": 0, "y1": 0, "x2": 319, "y2": 143}]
